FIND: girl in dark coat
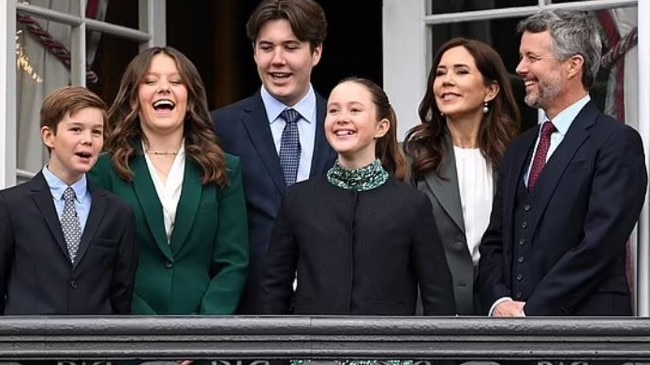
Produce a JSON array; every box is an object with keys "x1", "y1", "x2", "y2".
[{"x1": 260, "y1": 77, "x2": 455, "y2": 316}]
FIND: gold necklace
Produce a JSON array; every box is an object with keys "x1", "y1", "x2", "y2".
[{"x1": 145, "y1": 150, "x2": 178, "y2": 156}]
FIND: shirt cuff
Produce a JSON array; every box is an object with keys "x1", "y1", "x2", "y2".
[{"x1": 488, "y1": 297, "x2": 513, "y2": 316}]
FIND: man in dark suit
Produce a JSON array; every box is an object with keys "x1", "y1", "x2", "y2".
[
  {"x1": 210, "y1": 0, "x2": 336, "y2": 313},
  {"x1": 0, "y1": 86, "x2": 137, "y2": 315},
  {"x1": 479, "y1": 9, "x2": 647, "y2": 316}
]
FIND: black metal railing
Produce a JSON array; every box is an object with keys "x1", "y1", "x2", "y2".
[{"x1": 0, "y1": 316, "x2": 649, "y2": 363}]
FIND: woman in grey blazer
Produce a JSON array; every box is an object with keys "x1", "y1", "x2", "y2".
[{"x1": 405, "y1": 38, "x2": 520, "y2": 315}]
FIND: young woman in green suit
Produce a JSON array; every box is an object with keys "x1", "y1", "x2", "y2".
[{"x1": 89, "y1": 46, "x2": 248, "y2": 315}]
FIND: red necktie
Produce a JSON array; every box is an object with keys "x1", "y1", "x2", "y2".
[{"x1": 528, "y1": 121, "x2": 556, "y2": 191}]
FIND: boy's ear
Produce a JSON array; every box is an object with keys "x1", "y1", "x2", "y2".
[{"x1": 41, "y1": 126, "x2": 55, "y2": 149}]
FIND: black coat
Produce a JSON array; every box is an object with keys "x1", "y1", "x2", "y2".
[
  {"x1": 260, "y1": 176, "x2": 456, "y2": 315},
  {"x1": 211, "y1": 91, "x2": 336, "y2": 313},
  {"x1": 0, "y1": 173, "x2": 137, "y2": 315}
]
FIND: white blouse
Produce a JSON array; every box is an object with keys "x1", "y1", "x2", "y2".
[
  {"x1": 453, "y1": 146, "x2": 493, "y2": 265},
  {"x1": 143, "y1": 143, "x2": 186, "y2": 244}
]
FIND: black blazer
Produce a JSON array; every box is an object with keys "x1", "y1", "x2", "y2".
[
  {"x1": 479, "y1": 101, "x2": 647, "y2": 316},
  {"x1": 259, "y1": 176, "x2": 456, "y2": 315},
  {"x1": 211, "y1": 91, "x2": 336, "y2": 313},
  {"x1": 0, "y1": 172, "x2": 137, "y2": 315},
  {"x1": 415, "y1": 139, "x2": 496, "y2": 315}
]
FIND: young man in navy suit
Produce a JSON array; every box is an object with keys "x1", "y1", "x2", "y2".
[
  {"x1": 0, "y1": 86, "x2": 137, "y2": 315},
  {"x1": 479, "y1": 10, "x2": 647, "y2": 316},
  {"x1": 211, "y1": 0, "x2": 336, "y2": 313}
]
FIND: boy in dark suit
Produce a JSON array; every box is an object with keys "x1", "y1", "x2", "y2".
[
  {"x1": 0, "y1": 86, "x2": 137, "y2": 315},
  {"x1": 211, "y1": 0, "x2": 336, "y2": 313}
]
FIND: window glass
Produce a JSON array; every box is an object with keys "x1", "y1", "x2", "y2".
[
  {"x1": 428, "y1": 0, "x2": 538, "y2": 15},
  {"x1": 15, "y1": 24, "x2": 139, "y2": 174},
  {"x1": 429, "y1": 7, "x2": 638, "y2": 133}
]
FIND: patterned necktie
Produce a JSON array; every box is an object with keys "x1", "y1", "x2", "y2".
[
  {"x1": 279, "y1": 108, "x2": 302, "y2": 186},
  {"x1": 528, "y1": 121, "x2": 556, "y2": 191},
  {"x1": 61, "y1": 187, "x2": 82, "y2": 263}
]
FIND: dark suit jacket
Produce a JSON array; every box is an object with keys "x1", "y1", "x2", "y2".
[
  {"x1": 89, "y1": 151, "x2": 249, "y2": 315},
  {"x1": 415, "y1": 139, "x2": 496, "y2": 315},
  {"x1": 259, "y1": 176, "x2": 456, "y2": 315},
  {"x1": 211, "y1": 91, "x2": 336, "y2": 313},
  {"x1": 479, "y1": 101, "x2": 647, "y2": 316},
  {"x1": 0, "y1": 172, "x2": 137, "y2": 315}
]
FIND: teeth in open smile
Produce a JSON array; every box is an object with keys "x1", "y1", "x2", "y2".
[
  {"x1": 153, "y1": 100, "x2": 175, "y2": 110},
  {"x1": 335, "y1": 130, "x2": 354, "y2": 136}
]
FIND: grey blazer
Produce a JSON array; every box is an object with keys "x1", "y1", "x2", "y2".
[{"x1": 414, "y1": 140, "x2": 496, "y2": 315}]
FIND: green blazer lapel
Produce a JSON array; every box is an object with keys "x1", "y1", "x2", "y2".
[
  {"x1": 169, "y1": 159, "x2": 202, "y2": 255},
  {"x1": 131, "y1": 153, "x2": 173, "y2": 259}
]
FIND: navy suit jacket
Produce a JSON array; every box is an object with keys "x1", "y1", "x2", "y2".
[
  {"x1": 479, "y1": 101, "x2": 647, "y2": 316},
  {"x1": 211, "y1": 91, "x2": 336, "y2": 313},
  {"x1": 0, "y1": 172, "x2": 137, "y2": 315}
]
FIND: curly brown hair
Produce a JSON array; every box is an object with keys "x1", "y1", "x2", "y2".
[
  {"x1": 405, "y1": 38, "x2": 520, "y2": 179},
  {"x1": 105, "y1": 46, "x2": 228, "y2": 187}
]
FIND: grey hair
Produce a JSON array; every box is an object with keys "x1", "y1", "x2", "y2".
[{"x1": 517, "y1": 9, "x2": 602, "y2": 89}]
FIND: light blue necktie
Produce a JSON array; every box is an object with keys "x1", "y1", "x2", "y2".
[{"x1": 279, "y1": 108, "x2": 302, "y2": 186}]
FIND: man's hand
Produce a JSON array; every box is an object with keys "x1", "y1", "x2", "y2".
[{"x1": 493, "y1": 300, "x2": 525, "y2": 317}]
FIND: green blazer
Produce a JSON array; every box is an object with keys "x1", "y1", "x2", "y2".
[{"x1": 89, "y1": 150, "x2": 248, "y2": 315}]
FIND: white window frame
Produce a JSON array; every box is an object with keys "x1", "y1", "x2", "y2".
[
  {"x1": 383, "y1": 0, "x2": 650, "y2": 314},
  {"x1": 0, "y1": 0, "x2": 166, "y2": 188}
]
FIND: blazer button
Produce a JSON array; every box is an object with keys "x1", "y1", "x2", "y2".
[
  {"x1": 521, "y1": 221, "x2": 528, "y2": 229},
  {"x1": 524, "y1": 204, "x2": 531, "y2": 211},
  {"x1": 519, "y1": 238, "x2": 526, "y2": 246},
  {"x1": 515, "y1": 291, "x2": 522, "y2": 299},
  {"x1": 165, "y1": 261, "x2": 173, "y2": 269},
  {"x1": 516, "y1": 273, "x2": 523, "y2": 281},
  {"x1": 70, "y1": 280, "x2": 78, "y2": 289},
  {"x1": 517, "y1": 256, "x2": 525, "y2": 263}
]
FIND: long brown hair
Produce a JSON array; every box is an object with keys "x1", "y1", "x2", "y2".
[
  {"x1": 338, "y1": 77, "x2": 410, "y2": 182},
  {"x1": 105, "y1": 46, "x2": 228, "y2": 186},
  {"x1": 405, "y1": 38, "x2": 520, "y2": 179}
]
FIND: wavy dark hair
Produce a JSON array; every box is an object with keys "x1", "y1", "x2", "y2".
[
  {"x1": 105, "y1": 46, "x2": 228, "y2": 187},
  {"x1": 405, "y1": 38, "x2": 520, "y2": 179},
  {"x1": 246, "y1": 0, "x2": 327, "y2": 52},
  {"x1": 337, "y1": 77, "x2": 410, "y2": 182}
]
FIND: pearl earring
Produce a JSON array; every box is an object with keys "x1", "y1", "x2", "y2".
[{"x1": 483, "y1": 101, "x2": 489, "y2": 114}]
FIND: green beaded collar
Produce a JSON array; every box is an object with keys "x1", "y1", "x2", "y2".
[{"x1": 327, "y1": 159, "x2": 389, "y2": 191}]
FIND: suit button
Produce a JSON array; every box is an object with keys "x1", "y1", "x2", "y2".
[
  {"x1": 70, "y1": 280, "x2": 78, "y2": 289},
  {"x1": 515, "y1": 291, "x2": 522, "y2": 299},
  {"x1": 516, "y1": 273, "x2": 523, "y2": 281},
  {"x1": 519, "y1": 238, "x2": 526, "y2": 246},
  {"x1": 165, "y1": 261, "x2": 173, "y2": 269},
  {"x1": 524, "y1": 204, "x2": 531, "y2": 211},
  {"x1": 521, "y1": 221, "x2": 528, "y2": 229},
  {"x1": 517, "y1": 256, "x2": 525, "y2": 263}
]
